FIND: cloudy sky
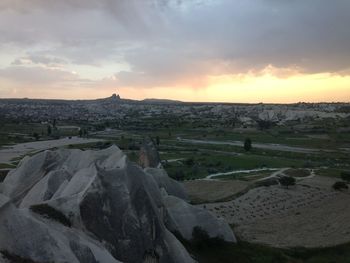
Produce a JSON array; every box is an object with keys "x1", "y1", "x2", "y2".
[{"x1": 0, "y1": 0, "x2": 349, "y2": 102}]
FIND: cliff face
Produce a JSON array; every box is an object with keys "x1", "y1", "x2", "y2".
[{"x1": 0, "y1": 146, "x2": 235, "y2": 263}]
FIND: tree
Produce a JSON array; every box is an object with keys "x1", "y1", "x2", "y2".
[
  {"x1": 341, "y1": 171, "x2": 350, "y2": 183},
  {"x1": 244, "y1": 138, "x2": 252, "y2": 151},
  {"x1": 333, "y1": 181, "x2": 349, "y2": 191},
  {"x1": 279, "y1": 176, "x2": 296, "y2": 189},
  {"x1": 185, "y1": 158, "x2": 195, "y2": 166},
  {"x1": 191, "y1": 226, "x2": 225, "y2": 249},
  {"x1": 174, "y1": 170, "x2": 185, "y2": 181},
  {"x1": 47, "y1": 125, "x2": 52, "y2": 136},
  {"x1": 33, "y1": 132, "x2": 40, "y2": 141},
  {"x1": 257, "y1": 120, "x2": 273, "y2": 130}
]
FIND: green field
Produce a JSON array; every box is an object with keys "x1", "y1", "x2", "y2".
[{"x1": 0, "y1": 119, "x2": 349, "y2": 182}]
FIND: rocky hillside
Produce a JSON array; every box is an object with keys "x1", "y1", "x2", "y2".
[{"x1": 0, "y1": 145, "x2": 235, "y2": 263}]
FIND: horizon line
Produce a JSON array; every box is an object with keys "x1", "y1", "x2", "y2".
[{"x1": 0, "y1": 94, "x2": 349, "y2": 105}]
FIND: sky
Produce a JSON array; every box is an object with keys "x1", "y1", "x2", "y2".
[{"x1": 0, "y1": 0, "x2": 349, "y2": 103}]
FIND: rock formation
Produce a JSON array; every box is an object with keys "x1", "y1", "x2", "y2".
[
  {"x1": 139, "y1": 137, "x2": 161, "y2": 168},
  {"x1": 0, "y1": 145, "x2": 235, "y2": 263}
]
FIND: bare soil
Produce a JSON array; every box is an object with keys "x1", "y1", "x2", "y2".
[
  {"x1": 197, "y1": 176, "x2": 350, "y2": 248},
  {"x1": 183, "y1": 179, "x2": 251, "y2": 204}
]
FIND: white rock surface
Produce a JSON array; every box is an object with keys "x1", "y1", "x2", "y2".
[
  {"x1": 0, "y1": 145, "x2": 236, "y2": 263},
  {"x1": 145, "y1": 168, "x2": 188, "y2": 201},
  {"x1": 163, "y1": 194, "x2": 236, "y2": 242}
]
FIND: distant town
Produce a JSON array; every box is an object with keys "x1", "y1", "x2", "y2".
[{"x1": 1, "y1": 94, "x2": 349, "y2": 130}]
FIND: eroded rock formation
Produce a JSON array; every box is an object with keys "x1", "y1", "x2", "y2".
[{"x1": 0, "y1": 145, "x2": 235, "y2": 263}]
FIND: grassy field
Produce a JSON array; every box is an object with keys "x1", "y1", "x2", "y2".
[
  {"x1": 163, "y1": 152, "x2": 306, "y2": 180},
  {"x1": 1, "y1": 120, "x2": 349, "y2": 182},
  {"x1": 0, "y1": 122, "x2": 81, "y2": 148},
  {"x1": 315, "y1": 168, "x2": 350, "y2": 178},
  {"x1": 215, "y1": 170, "x2": 273, "y2": 181},
  {"x1": 1, "y1": 119, "x2": 349, "y2": 262}
]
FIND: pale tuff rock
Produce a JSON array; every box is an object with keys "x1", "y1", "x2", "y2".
[
  {"x1": 163, "y1": 194, "x2": 236, "y2": 243},
  {"x1": 0, "y1": 145, "x2": 235, "y2": 263},
  {"x1": 145, "y1": 168, "x2": 188, "y2": 201},
  {"x1": 139, "y1": 137, "x2": 161, "y2": 168}
]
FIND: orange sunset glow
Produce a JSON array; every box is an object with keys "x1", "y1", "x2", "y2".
[{"x1": 0, "y1": 0, "x2": 349, "y2": 102}]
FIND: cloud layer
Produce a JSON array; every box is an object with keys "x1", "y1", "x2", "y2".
[{"x1": 0, "y1": 0, "x2": 349, "y2": 99}]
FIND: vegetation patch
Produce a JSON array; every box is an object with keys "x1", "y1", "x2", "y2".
[
  {"x1": 316, "y1": 168, "x2": 350, "y2": 178},
  {"x1": 341, "y1": 171, "x2": 350, "y2": 182},
  {"x1": 181, "y1": 234, "x2": 288, "y2": 263},
  {"x1": 191, "y1": 226, "x2": 227, "y2": 249},
  {"x1": 180, "y1": 234, "x2": 350, "y2": 263},
  {"x1": 332, "y1": 181, "x2": 349, "y2": 191},
  {"x1": 285, "y1": 168, "x2": 311, "y2": 177},
  {"x1": 278, "y1": 176, "x2": 296, "y2": 189}
]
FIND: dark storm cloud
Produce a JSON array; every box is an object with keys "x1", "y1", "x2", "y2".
[{"x1": 0, "y1": 0, "x2": 349, "y2": 88}]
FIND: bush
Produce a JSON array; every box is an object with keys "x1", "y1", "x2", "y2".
[
  {"x1": 332, "y1": 181, "x2": 349, "y2": 191},
  {"x1": 255, "y1": 178, "x2": 279, "y2": 187},
  {"x1": 278, "y1": 176, "x2": 296, "y2": 189},
  {"x1": 32, "y1": 132, "x2": 40, "y2": 141},
  {"x1": 185, "y1": 158, "x2": 195, "y2": 166},
  {"x1": 30, "y1": 204, "x2": 71, "y2": 227},
  {"x1": 341, "y1": 171, "x2": 350, "y2": 182},
  {"x1": 285, "y1": 169, "x2": 310, "y2": 178},
  {"x1": 174, "y1": 170, "x2": 185, "y2": 181},
  {"x1": 191, "y1": 226, "x2": 226, "y2": 249},
  {"x1": 257, "y1": 120, "x2": 274, "y2": 130},
  {"x1": 244, "y1": 138, "x2": 252, "y2": 151}
]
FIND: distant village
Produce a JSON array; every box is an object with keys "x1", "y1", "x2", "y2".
[{"x1": 0, "y1": 94, "x2": 349, "y2": 133}]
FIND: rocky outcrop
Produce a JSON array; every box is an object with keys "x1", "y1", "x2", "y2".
[
  {"x1": 139, "y1": 137, "x2": 161, "y2": 168},
  {"x1": 145, "y1": 168, "x2": 188, "y2": 201},
  {"x1": 163, "y1": 194, "x2": 236, "y2": 243},
  {"x1": 0, "y1": 145, "x2": 235, "y2": 263}
]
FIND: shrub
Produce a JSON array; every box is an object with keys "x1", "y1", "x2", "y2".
[
  {"x1": 332, "y1": 181, "x2": 349, "y2": 191},
  {"x1": 174, "y1": 170, "x2": 185, "y2": 181},
  {"x1": 185, "y1": 158, "x2": 195, "y2": 166},
  {"x1": 32, "y1": 132, "x2": 40, "y2": 141},
  {"x1": 244, "y1": 138, "x2": 252, "y2": 151},
  {"x1": 341, "y1": 171, "x2": 350, "y2": 182},
  {"x1": 278, "y1": 176, "x2": 296, "y2": 189},
  {"x1": 285, "y1": 169, "x2": 310, "y2": 178},
  {"x1": 30, "y1": 204, "x2": 71, "y2": 227},
  {"x1": 257, "y1": 120, "x2": 274, "y2": 130},
  {"x1": 255, "y1": 178, "x2": 279, "y2": 187},
  {"x1": 191, "y1": 226, "x2": 226, "y2": 249}
]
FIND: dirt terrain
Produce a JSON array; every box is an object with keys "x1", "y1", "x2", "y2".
[
  {"x1": 197, "y1": 176, "x2": 350, "y2": 248},
  {"x1": 183, "y1": 179, "x2": 251, "y2": 204}
]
